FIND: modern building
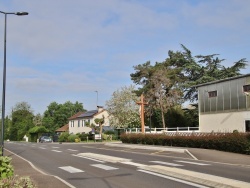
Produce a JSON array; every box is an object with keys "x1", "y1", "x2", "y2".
[
  {"x1": 196, "y1": 74, "x2": 250, "y2": 132},
  {"x1": 68, "y1": 106, "x2": 110, "y2": 134}
]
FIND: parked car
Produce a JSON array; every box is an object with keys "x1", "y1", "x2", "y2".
[{"x1": 39, "y1": 136, "x2": 52, "y2": 143}]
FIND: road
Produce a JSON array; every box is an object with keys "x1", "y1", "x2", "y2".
[{"x1": 5, "y1": 142, "x2": 250, "y2": 188}]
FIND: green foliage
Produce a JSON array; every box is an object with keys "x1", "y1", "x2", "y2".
[
  {"x1": 76, "y1": 133, "x2": 88, "y2": 141},
  {"x1": 68, "y1": 134, "x2": 80, "y2": 142},
  {"x1": 0, "y1": 175, "x2": 37, "y2": 188},
  {"x1": 42, "y1": 101, "x2": 86, "y2": 133},
  {"x1": 28, "y1": 126, "x2": 49, "y2": 134},
  {"x1": 58, "y1": 132, "x2": 70, "y2": 142},
  {"x1": 9, "y1": 102, "x2": 35, "y2": 141},
  {"x1": 121, "y1": 133, "x2": 250, "y2": 155},
  {"x1": 0, "y1": 156, "x2": 14, "y2": 180}
]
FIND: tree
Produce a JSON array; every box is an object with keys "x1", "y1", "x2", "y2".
[
  {"x1": 9, "y1": 102, "x2": 34, "y2": 141},
  {"x1": 131, "y1": 64, "x2": 182, "y2": 128},
  {"x1": 42, "y1": 101, "x2": 86, "y2": 132},
  {"x1": 94, "y1": 115, "x2": 105, "y2": 136},
  {"x1": 165, "y1": 44, "x2": 247, "y2": 102},
  {"x1": 131, "y1": 44, "x2": 247, "y2": 128},
  {"x1": 106, "y1": 85, "x2": 140, "y2": 128}
]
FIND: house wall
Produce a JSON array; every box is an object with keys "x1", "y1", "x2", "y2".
[
  {"x1": 198, "y1": 75, "x2": 250, "y2": 132},
  {"x1": 199, "y1": 111, "x2": 250, "y2": 132},
  {"x1": 69, "y1": 119, "x2": 91, "y2": 134},
  {"x1": 68, "y1": 110, "x2": 110, "y2": 134}
]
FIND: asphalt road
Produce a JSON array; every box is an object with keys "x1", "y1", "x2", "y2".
[{"x1": 5, "y1": 142, "x2": 250, "y2": 188}]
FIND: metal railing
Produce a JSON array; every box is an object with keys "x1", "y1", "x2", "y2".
[{"x1": 125, "y1": 127, "x2": 199, "y2": 134}]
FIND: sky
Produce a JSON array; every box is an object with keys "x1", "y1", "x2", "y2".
[{"x1": 0, "y1": 0, "x2": 249, "y2": 115}]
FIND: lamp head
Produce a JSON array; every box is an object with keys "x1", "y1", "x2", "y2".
[{"x1": 15, "y1": 12, "x2": 29, "y2": 16}]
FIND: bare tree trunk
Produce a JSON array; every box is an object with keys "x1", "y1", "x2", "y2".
[{"x1": 160, "y1": 105, "x2": 166, "y2": 129}]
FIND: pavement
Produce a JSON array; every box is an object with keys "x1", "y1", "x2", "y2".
[{"x1": 4, "y1": 143, "x2": 250, "y2": 188}]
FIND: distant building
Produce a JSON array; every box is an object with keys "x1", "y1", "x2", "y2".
[
  {"x1": 196, "y1": 74, "x2": 250, "y2": 132},
  {"x1": 68, "y1": 106, "x2": 110, "y2": 134}
]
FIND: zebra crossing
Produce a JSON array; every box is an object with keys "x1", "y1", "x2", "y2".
[{"x1": 59, "y1": 152, "x2": 211, "y2": 174}]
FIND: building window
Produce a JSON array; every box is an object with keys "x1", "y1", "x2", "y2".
[
  {"x1": 208, "y1": 91, "x2": 217, "y2": 98},
  {"x1": 246, "y1": 120, "x2": 250, "y2": 132},
  {"x1": 82, "y1": 120, "x2": 84, "y2": 127},
  {"x1": 78, "y1": 120, "x2": 80, "y2": 127},
  {"x1": 243, "y1": 85, "x2": 250, "y2": 92}
]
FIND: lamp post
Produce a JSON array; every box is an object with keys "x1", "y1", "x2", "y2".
[
  {"x1": 0, "y1": 11, "x2": 28, "y2": 156},
  {"x1": 94, "y1": 91, "x2": 98, "y2": 107}
]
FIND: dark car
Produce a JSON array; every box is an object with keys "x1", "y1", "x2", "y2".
[{"x1": 39, "y1": 136, "x2": 52, "y2": 143}]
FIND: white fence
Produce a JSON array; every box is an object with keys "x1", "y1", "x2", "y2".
[{"x1": 125, "y1": 127, "x2": 199, "y2": 134}]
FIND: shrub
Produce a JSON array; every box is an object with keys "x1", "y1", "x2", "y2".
[
  {"x1": 0, "y1": 175, "x2": 37, "y2": 188},
  {"x1": 58, "y1": 132, "x2": 70, "y2": 142},
  {"x1": 76, "y1": 133, "x2": 88, "y2": 141},
  {"x1": 121, "y1": 132, "x2": 250, "y2": 154},
  {"x1": 0, "y1": 156, "x2": 14, "y2": 180},
  {"x1": 68, "y1": 134, "x2": 80, "y2": 142}
]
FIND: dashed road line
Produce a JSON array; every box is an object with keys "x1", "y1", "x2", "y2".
[
  {"x1": 52, "y1": 150, "x2": 62, "y2": 153},
  {"x1": 91, "y1": 164, "x2": 118, "y2": 170},
  {"x1": 73, "y1": 154, "x2": 105, "y2": 163},
  {"x1": 150, "y1": 161, "x2": 184, "y2": 167},
  {"x1": 59, "y1": 166, "x2": 84, "y2": 173},
  {"x1": 121, "y1": 161, "x2": 147, "y2": 167},
  {"x1": 175, "y1": 160, "x2": 210, "y2": 166},
  {"x1": 67, "y1": 149, "x2": 78, "y2": 152}
]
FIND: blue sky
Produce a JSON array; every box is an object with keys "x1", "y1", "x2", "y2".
[{"x1": 0, "y1": 0, "x2": 249, "y2": 115}]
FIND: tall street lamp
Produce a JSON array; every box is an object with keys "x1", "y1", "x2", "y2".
[
  {"x1": 0, "y1": 11, "x2": 28, "y2": 156},
  {"x1": 94, "y1": 91, "x2": 98, "y2": 107}
]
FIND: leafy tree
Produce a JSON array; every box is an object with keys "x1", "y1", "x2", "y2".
[
  {"x1": 9, "y1": 102, "x2": 34, "y2": 141},
  {"x1": 106, "y1": 85, "x2": 140, "y2": 128},
  {"x1": 42, "y1": 101, "x2": 86, "y2": 132},
  {"x1": 131, "y1": 44, "x2": 247, "y2": 128},
  {"x1": 131, "y1": 64, "x2": 182, "y2": 128},
  {"x1": 33, "y1": 113, "x2": 43, "y2": 126},
  {"x1": 165, "y1": 44, "x2": 247, "y2": 102}
]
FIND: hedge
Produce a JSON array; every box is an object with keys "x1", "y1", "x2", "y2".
[{"x1": 120, "y1": 132, "x2": 250, "y2": 155}]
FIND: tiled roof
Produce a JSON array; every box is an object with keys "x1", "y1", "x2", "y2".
[
  {"x1": 55, "y1": 124, "x2": 69, "y2": 132},
  {"x1": 68, "y1": 111, "x2": 85, "y2": 120},
  {"x1": 78, "y1": 110, "x2": 98, "y2": 118}
]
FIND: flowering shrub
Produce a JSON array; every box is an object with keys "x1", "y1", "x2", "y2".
[{"x1": 0, "y1": 175, "x2": 37, "y2": 188}]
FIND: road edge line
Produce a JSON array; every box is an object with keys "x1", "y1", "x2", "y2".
[{"x1": 5, "y1": 148, "x2": 76, "y2": 188}]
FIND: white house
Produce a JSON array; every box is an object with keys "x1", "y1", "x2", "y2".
[
  {"x1": 196, "y1": 74, "x2": 250, "y2": 132},
  {"x1": 68, "y1": 106, "x2": 110, "y2": 134}
]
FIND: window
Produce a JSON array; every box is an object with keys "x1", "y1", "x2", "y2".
[
  {"x1": 208, "y1": 91, "x2": 217, "y2": 98},
  {"x1": 246, "y1": 120, "x2": 250, "y2": 132},
  {"x1": 78, "y1": 120, "x2": 80, "y2": 127},
  {"x1": 243, "y1": 85, "x2": 250, "y2": 92},
  {"x1": 82, "y1": 120, "x2": 84, "y2": 127}
]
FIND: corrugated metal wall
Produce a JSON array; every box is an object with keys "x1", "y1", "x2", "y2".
[{"x1": 199, "y1": 76, "x2": 250, "y2": 114}]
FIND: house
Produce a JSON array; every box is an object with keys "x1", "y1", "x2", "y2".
[
  {"x1": 195, "y1": 74, "x2": 250, "y2": 132},
  {"x1": 55, "y1": 124, "x2": 69, "y2": 133},
  {"x1": 68, "y1": 106, "x2": 110, "y2": 134}
]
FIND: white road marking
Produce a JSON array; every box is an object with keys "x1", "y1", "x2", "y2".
[
  {"x1": 150, "y1": 161, "x2": 184, "y2": 167},
  {"x1": 39, "y1": 147, "x2": 46, "y2": 149},
  {"x1": 91, "y1": 164, "x2": 118, "y2": 170},
  {"x1": 72, "y1": 154, "x2": 105, "y2": 163},
  {"x1": 175, "y1": 160, "x2": 210, "y2": 166},
  {"x1": 138, "y1": 169, "x2": 209, "y2": 188},
  {"x1": 52, "y1": 146, "x2": 60, "y2": 148},
  {"x1": 59, "y1": 166, "x2": 84, "y2": 173},
  {"x1": 67, "y1": 149, "x2": 78, "y2": 152},
  {"x1": 121, "y1": 161, "x2": 147, "y2": 167},
  {"x1": 52, "y1": 150, "x2": 62, "y2": 153},
  {"x1": 77, "y1": 153, "x2": 131, "y2": 163}
]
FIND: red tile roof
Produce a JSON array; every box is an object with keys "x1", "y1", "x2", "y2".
[
  {"x1": 68, "y1": 111, "x2": 85, "y2": 120},
  {"x1": 55, "y1": 124, "x2": 69, "y2": 132}
]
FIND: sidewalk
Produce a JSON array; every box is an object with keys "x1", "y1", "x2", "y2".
[{"x1": 5, "y1": 149, "x2": 71, "y2": 188}]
